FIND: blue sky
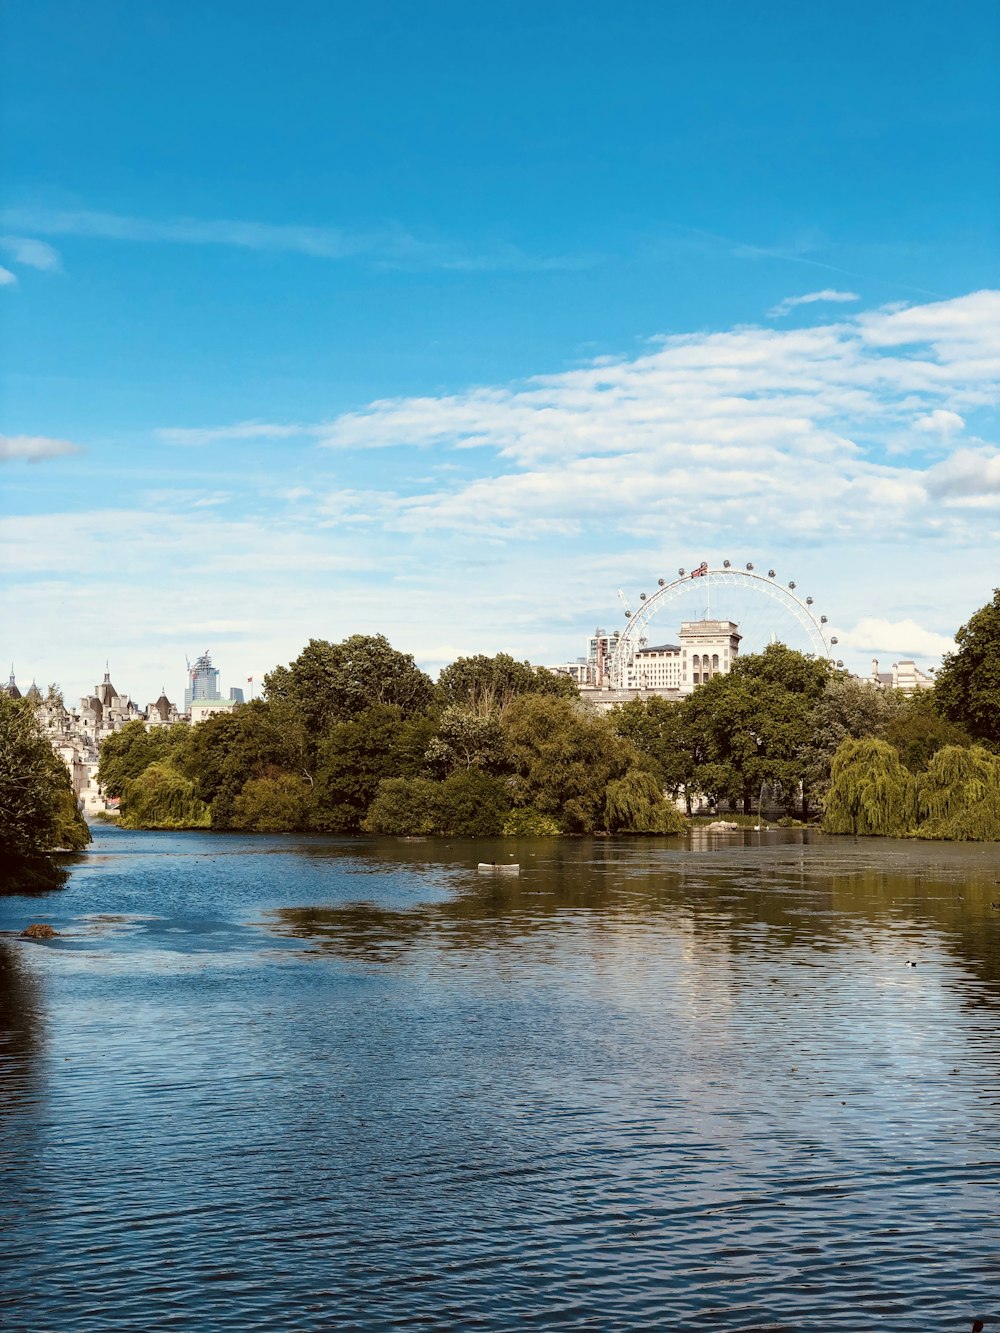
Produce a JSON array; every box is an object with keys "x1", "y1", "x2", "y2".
[{"x1": 2, "y1": 0, "x2": 999, "y2": 704}]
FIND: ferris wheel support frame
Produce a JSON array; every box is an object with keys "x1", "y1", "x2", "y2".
[{"x1": 607, "y1": 565, "x2": 833, "y2": 689}]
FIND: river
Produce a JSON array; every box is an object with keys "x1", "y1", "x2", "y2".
[{"x1": 1, "y1": 825, "x2": 998, "y2": 1331}]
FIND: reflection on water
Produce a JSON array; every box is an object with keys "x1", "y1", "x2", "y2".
[{"x1": 0, "y1": 825, "x2": 997, "y2": 1331}]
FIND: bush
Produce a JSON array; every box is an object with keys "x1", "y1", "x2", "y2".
[
  {"x1": 362, "y1": 770, "x2": 511, "y2": 837},
  {"x1": 502, "y1": 807, "x2": 562, "y2": 837},
  {"x1": 231, "y1": 773, "x2": 312, "y2": 833}
]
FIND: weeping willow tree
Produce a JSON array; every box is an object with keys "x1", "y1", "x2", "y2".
[
  {"x1": 822, "y1": 739, "x2": 917, "y2": 836},
  {"x1": 119, "y1": 761, "x2": 211, "y2": 829},
  {"x1": 916, "y1": 744, "x2": 1000, "y2": 841},
  {"x1": 604, "y1": 769, "x2": 687, "y2": 834}
]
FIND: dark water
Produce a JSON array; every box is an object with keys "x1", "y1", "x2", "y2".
[{"x1": 1, "y1": 826, "x2": 998, "y2": 1331}]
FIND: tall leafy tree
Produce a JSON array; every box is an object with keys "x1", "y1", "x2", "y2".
[
  {"x1": 98, "y1": 719, "x2": 190, "y2": 798},
  {"x1": 822, "y1": 738, "x2": 917, "y2": 836},
  {"x1": 436, "y1": 653, "x2": 576, "y2": 716},
  {"x1": 799, "y1": 675, "x2": 907, "y2": 799},
  {"x1": 1, "y1": 694, "x2": 90, "y2": 887},
  {"x1": 311, "y1": 704, "x2": 435, "y2": 833},
  {"x1": 933, "y1": 589, "x2": 1000, "y2": 751},
  {"x1": 264, "y1": 635, "x2": 434, "y2": 736},
  {"x1": 610, "y1": 696, "x2": 697, "y2": 801},
  {"x1": 502, "y1": 695, "x2": 636, "y2": 833},
  {"x1": 684, "y1": 645, "x2": 832, "y2": 813}
]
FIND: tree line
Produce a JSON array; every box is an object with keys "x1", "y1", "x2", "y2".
[{"x1": 93, "y1": 589, "x2": 1000, "y2": 841}]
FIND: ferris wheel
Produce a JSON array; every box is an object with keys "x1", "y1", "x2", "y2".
[{"x1": 607, "y1": 560, "x2": 837, "y2": 689}]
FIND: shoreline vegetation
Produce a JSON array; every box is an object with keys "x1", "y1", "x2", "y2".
[
  {"x1": 0, "y1": 693, "x2": 90, "y2": 892},
  {"x1": 93, "y1": 591, "x2": 998, "y2": 844},
  {"x1": 3, "y1": 592, "x2": 998, "y2": 876}
]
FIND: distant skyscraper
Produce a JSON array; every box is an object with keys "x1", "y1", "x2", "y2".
[{"x1": 184, "y1": 650, "x2": 221, "y2": 711}]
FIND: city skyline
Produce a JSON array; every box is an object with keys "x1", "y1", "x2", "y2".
[{"x1": 3, "y1": 3, "x2": 998, "y2": 704}]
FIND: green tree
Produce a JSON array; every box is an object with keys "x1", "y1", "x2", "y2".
[
  {"x1": 424, "y1": 705, "x2": 509, "y2": 777},
  {"x1": 501, "y1": 808, "x2": 562, "y2": 836},
  {"x1": 173, "y1": 701, "x2": 307, "y2": 826},
  {"x1": 502, "y1": 695, "x2": 636, "y2": 833},
  {"x1": 604, "y1": 769, "x2": 686, "y2": 834},
  {"x1": 98, "y1": 719, "x2": 190, "y2": 798},
  {"x1": 916, "y1": 745, "x2": 1000, "y2": 841},
  {"x1": 684, "y1": 646, "x2": 832, "y2": 814},
  {"x1": 264, "y1": 635, "x2": 435, "y2": 736},
  {"x1": 883, "y1": 693, "x2": 970, "y2": 773},
  {"x1": 0, "y1": 694, "x2": 90, "y2": 888},
  {"x1": 934, "y1": 589, "x2": 1000, "y2": 751},
  {"x1": 118, "y1": 761, "x2": 210, "y2": 830},
  {"x1": 362, "y1": 769, "x2": 511, "y2": 837},
  {"x1": 231, "y1": 772, "x2": 313, "y2": 833},
  {"x1": 610, "y1": 696, "x2": 696, "y2": 800},
  {"x1": 822, "y1": 738, "x2": 917, "y2": 836},
  {"x1": 436, "y1": 653, "x2": 576, "y2": 716},
  {"x1": 311, "y1": 704, "x2": 436, "y2": 833},
  {"x1": 799, "y1": 675, "x2": 908, "y2": 799}
]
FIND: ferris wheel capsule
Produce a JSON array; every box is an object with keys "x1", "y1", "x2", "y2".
[
  {"x1": 640, "y1": 592, "x2": 647, "y2": 600},
  {"x1": 820, "y1": 615, "x2": 828, "y2": 624},
  {"x1": 658, "y1": 577, "x2": 665, "y2": 586},
  {"x1": 806, "y1": 596, "x2": 813, "y2": 605},
  {"x1": 788, "y1": 581, "x2": 796, "y2": 589},
  {"x1": 746, "y1": 562, "x2": 754, "y2": 570},
  {"x1": 679, "y1": 568, "x2": 685, "y2": 576},
  {"x1": 723, "y1": 559, "x2": 731, "y2": 568},
  {"x1": 837, "y1": 659, "x2": 844, "y2": 667},
  {"x1": 768, "y1": 569, "x2": 776, "y2": 578}
]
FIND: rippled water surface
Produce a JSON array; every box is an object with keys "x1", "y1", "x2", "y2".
[{"x1": 1, "y1": 826, "x2": 998, "y2": 1331}]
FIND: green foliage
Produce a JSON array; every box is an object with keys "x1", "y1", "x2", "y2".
[
  {"x1": 172, "y1": 700, "x2": 307, "y2": 824},
  {"x1": 501, "y1": 807, "x2": 562, "y2": 837},
  {"x1": 730, "y1": 642, "x2": 832, "y2": 700},
  {"x1": 799, "y1": 675, "x2": 908, "y2": 799},
  {"x1": 822, "y1": 739, "x2": 918, "y2": 836},
  {"x1": 423, "y1": 705, "x2": 509, "y2": 777},
  {"x1": 884, "y1": 695, "x2": 970, "y2": 773},
  {"x1": 310, "y1": 704, "x2": 431, "y2": 833},
  {"x1": 604, "y1": 769, "x2": 686, "y2": 834},
  {"x1": 98, "y1": 719, "x2": 189, "y2": 798},
  {"x1": 915, "y1": 745, "x2": 1000, "y2": 841},
  {"x1": 118, "y1": 761, "x2": 210, "y2": 829},
  {"x1": 362, "y1": 769, "x2": 511, "y2": 837},
  {"x1": 231, "y1": 772, "x2": 313, "y2": 833},
  {"x1": 502, "y1": 695, "x2": 635, "y2": 833},
  {"x1": 263, "y1": 635, "x2": 435, "y2": 735},
  {"x1": 436, "y1": 653, "x2": 576, "y2": 716},
  {"x1": 933, "y1": 589, "x2": 1000, "y2": 751},
  {"x1": 610, "y1": 696, "x2": 695, "y2": 797},
  {"x1": 0, "y1": 694, "x2": 90, "y2": 884}
]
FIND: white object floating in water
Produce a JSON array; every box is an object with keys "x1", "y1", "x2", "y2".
[{"x1": 478, "y1": 862, "x2": 520, "y2": 874}]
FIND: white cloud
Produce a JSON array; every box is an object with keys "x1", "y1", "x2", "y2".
[
  {"x1": 6, "y1": 290, "x2": 999, "y2": 696},
  {"x1": 157, "y1": 421, "x2": 309, "y2": 447},
  {"x1": 836, "y1": 617, "x2": 955, "y2": 659},
  {"x1": 768, "y1": 289, "x2": 860, "y2": 317},
  {"x1": 0, "y1": 266, "x2": 16, "y2": 286},
  {"x1": 924, "y1": 447, "x2": 1000, "y2": 500},
  {"x1": 0, "y1": 235, "x2": 61, "y2": 270},
  {"x1": 913, "y1": 408, "x2": 964, "y2": 435},
  {"x1": 0, "y1": 434, "x2": 81, "y2": 462}
]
